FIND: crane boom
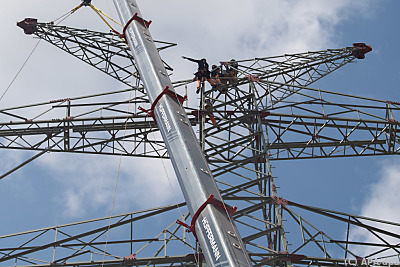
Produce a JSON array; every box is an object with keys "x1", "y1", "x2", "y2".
[{"x1": 113, "y1": 0, "x2": 252, "y2": 266}]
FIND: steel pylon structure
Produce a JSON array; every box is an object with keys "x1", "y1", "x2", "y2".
[{"x1": 1, "y1": 3, "x2": 400, "y2": 266}]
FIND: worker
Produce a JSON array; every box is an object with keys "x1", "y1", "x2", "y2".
[
  {"x1": 211, "y1": 65, "x2": 222, "y2": 84},
  {"x1": 182, "y1": 56, "x2": 217, "y2": 93},
  {"x1": 205, "y1": 99, "x2": 221, "y2": 130},
  {"x1": 218, "y1": 59, "x2": 238, "y2": 89},
  {"x1": 227, "y1": 59, "x2": 238, "y2": 85}
]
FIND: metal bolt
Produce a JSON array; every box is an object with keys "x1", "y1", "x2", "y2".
[
  {"x1": 228, "y1": 231, "x2": 236, "y2": 237},
  {"x1": 180, "y1": 118, "x2": 189, "y2": 125},
  {"x1": 200, "y1": 168, "x2": 209, "y2": 175},
  {"x1": 232, "y1": 243, "x2": 241, "y2": 249},
  {"x1": 176, "y1": 110, "x2": 185, "y2": 117}
]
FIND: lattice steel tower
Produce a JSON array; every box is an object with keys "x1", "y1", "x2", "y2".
[{"x1": 1, "y1": 1, "x2": 399, "y2": 266}]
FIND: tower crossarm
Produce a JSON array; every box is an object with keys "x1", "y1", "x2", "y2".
[
  {"x1": 263, "y1": 113, "x2": 400, "y2": 160},
  {"x1": 1, "y1": 111, "x2": 397, "y2": 161},
  {"x1": 258, "y1": 85, "x2": 400, "y2": 160},
  {"x1": 229, "y1": 44, "x2": 371, "y2": 108},
  {"x1": 201, "y1": 96, "x2": 400, "y2": 161},
  {"x1": 17, "y1": 19, "x2": 176, "y2": 91},
  {"x1": 0, "y1": 115, "x2": 170, "y2": 158},
  {"x1": 0, "y1": 79, "x2": 187, "y2": 159}
]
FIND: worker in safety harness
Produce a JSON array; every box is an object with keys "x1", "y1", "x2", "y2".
[
  {"x1": 205, "y1": 99, "x2": 221, "y2": 130},
  {"x1": 226, "y1": 59, "x2": 238, "y2": 84},
  {"x1": 211, "y1": 65, "x2": 222, "y2": 84},
  {"x1": 182, "y1": 56, "x2": 217, "y2": 93}
]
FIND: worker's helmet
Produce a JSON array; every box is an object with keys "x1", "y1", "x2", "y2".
[{"x1": 230, "y1": 59, "x2": 238, "y2": 68}]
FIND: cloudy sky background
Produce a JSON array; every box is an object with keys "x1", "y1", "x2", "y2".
[{"x1": 1, "y1": 0, "x2": 400, "y2": 260}]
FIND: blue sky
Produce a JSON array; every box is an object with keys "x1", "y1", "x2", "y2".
[{"x1": 0, "y1": 0, "x2": 399, "y2": 263}]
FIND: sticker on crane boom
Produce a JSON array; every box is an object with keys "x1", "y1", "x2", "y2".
[
  {"x1": 202, "y1": 216, "x2": 221, "y2": 261},
  {"x1": 128, "y1": 28, "x2": 138, "y2": 47},
  {"x1": 128, "y1": 28, "x2": 144, "y2": 55},
  {"x1": 158, "y1": 104, "x2": 172, "y2": 132}
]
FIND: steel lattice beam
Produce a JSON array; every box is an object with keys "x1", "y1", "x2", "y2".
[{"x1": 0, "y1": 115, "x2": 167, "y2": 158}]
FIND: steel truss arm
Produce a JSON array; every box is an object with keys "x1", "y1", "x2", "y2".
[
  {"x1": 17, "y1": 19, "x2": 176, "y2": 90},
  {"x1": 201, "y1": 78, "x2": 400, "y2": 163},
  {"x1": 10, "y1": 255, "x2": 204, "y2": 267},
  {"x1": 267, "y1": 198, "x2": 400, "y2": 267},
  {"x1": 0, "y1": 115, "x2": 167, "y2": 158},
  {"x1": 0, "y1": 80, "x2": 187, "y2": 159},
  {"x1": 230, "y1": 44, "x2": 371, "y2": 108},
  {"x1": 260, "y1": 82, "x2": 400, "y2": 160},
  {"x1": 263, "y1": 112, "x2": 400, "y2": 160},
  {"x1": 0, "y1": 88, "x2": 168, "y2": 158}
]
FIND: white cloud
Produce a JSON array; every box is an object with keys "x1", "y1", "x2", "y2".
[
  {"x1": 36, "y1": 152, "x2": 180, "y2": 218},
  {"x1": 139, "y1": 0, "x2": 374, "y2": 65},
  {"x1": 349, "y1": 159, "x2": 400, "y2": 262}
]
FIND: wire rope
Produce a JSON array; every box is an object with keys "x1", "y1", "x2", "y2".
[
  {"x1": 0, "y1": 7, "x2": 77, "y2": 104},
  {"x1": 90, "y1": 4, "x2": 122, "y2": 27},
  {"x1": 129, "y1": 59, "x2": 199, "y2": 260},
  {"x1": 144, "y1": 104, "x2": 200, "y2": 263},
  {"x1": 130, "y1": 60, "x2": 199, "y2": 261},
  {"x1": 101, "y1": 77, "x2": 136, "y2": 267},
  {"x1": 0, "y1": 6, "x2": 81, "y2": 181},
  {"x1": 0, "y1": 40, "x2": 41, "y2": 103}
]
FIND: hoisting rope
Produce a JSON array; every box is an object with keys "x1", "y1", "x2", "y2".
[
  {"x1": 89, "y1": 4, "x2": 123, "y2": 27},
  {"x1": 70, "y1": 4, "x2": 83, "y2": 14},
  {"x1": 69, "y1": 2, "x2": 127, "y2": 44},
  {"x1": 89, "y1": 3, "x2": 124, "y2": 39},
  {"x1": 87, "y1": 3, "x2": 128, "y2": 44},
  {"x1": 85, "y1": 3, "x2": 152, "y2": 45},
  {"x1": 143, "y1": 94, "x2": 200, "y2": 264}
]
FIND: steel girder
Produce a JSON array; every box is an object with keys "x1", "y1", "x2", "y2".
[
  {"x1": 0, "y1": 115, "x2": 166, "y2": 158},
  {"x1": 198, "y1": 74, "x2": 290, "y2": 264}
]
